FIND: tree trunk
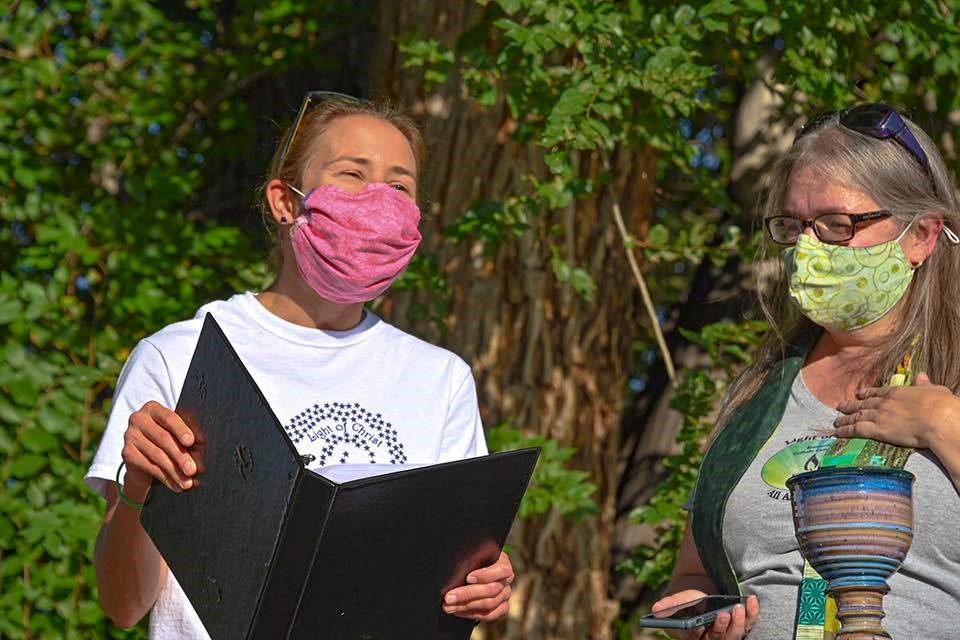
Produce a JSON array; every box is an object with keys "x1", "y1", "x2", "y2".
[{"x1": 369, "y1": 3, "x2": 655, "y2": 638}]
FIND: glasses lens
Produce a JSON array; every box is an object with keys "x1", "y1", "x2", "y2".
[
  {"x1": 814, "y1": 214, "x2": 855, "y2": 242},
  {"x1": 767, "y1": 217, "x2": 801, "y2": 243},
  {"x1": 842, "y1": 104, "x2": 895, "y2": 138}
]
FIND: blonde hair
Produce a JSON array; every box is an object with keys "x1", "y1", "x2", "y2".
[
  {"x1": 258, "y1": 98, "x2": 426, "y2": 268},
  {"x1": 718, "y1": 112, "x2": 960, "y2": 425}
]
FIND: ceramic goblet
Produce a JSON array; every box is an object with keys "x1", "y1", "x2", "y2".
[{"x1": 787, "y1": 467, "x2": 914, "y2": 640}]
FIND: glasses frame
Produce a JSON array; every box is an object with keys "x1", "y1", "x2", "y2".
[
  {"x1": 275, "y1": 90, "x2": 360, "y2": 179},
  {"x1": 796, "y1": 103, "x2": 933, "y2": 182},
  {"x1": 764, "y1": 210, "x2": 893, "y2": 245}
]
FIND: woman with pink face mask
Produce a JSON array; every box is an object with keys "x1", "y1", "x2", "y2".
[{"x1": 85, "y1": 94, "x2": 513, "y2": 639}]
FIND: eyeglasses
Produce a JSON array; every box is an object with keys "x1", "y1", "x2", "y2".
[
  {"x1": 275, "y1": 90, "x2": 360, "y2": 177},
  {"x1": 765, "y1": 211, "x2": 892, "y2": 245},
  {"x1": 796, "y1": 103, "x2": 932, "y2": 182}
]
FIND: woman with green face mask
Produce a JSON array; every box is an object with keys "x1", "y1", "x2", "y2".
[{"x1": 649, "y1": 104, "x2": 960, "y2": 640}]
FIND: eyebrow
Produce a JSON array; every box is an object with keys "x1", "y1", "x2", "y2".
[{"x1": 326, "y1": 155, "x2": 416, "y2": 181}]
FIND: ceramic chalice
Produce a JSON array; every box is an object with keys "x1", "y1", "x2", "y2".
[{"x1": 787, "y1": 467, "x2": 914, "y2": 640}]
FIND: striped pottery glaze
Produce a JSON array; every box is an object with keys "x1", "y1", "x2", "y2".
[{"x1": 788, "y1": 467, "x2": 914, "y2": 640}]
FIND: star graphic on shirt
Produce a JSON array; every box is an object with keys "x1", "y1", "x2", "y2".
[{"x1": 283, "y1": 400, "x2": 406, "y2": 466}]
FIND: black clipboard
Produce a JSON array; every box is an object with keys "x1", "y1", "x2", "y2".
[{"x1": 140, "y1": 313, "x2": 539, "y2": 639}]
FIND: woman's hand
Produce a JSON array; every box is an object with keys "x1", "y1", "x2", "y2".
[
  {"x1": 121, "y1": 401, "x2": 197, "y2": 497},
  {"x1": 442, "y1": 551, "x2": 513, "y2": 622},
  {"x1": 834, "y1": 374, "x2": 960, "y2": 450},
  {"x1": 650, "y1": 591, "x2": 759, "y2": 639}
]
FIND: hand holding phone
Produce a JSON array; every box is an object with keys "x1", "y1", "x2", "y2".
[{"x1": 640, "y1": 591, "x2": 759, "y2": 637}]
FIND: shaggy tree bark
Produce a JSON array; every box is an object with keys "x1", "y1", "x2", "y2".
[{"x1": 368, "y1": 3, "x2": 655, "y2": 638}]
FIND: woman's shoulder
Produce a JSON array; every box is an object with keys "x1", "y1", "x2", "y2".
[
  {"x1": 138, "y1": 294, "x2": 246, "y2": 358},
  {"x1": 375, "y1": 320, "x2": 472, "y2": 373}
]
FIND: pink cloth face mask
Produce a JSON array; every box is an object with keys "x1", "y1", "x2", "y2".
[{"x1": 288, "y1": 183, "x2": 422, "y2": 304}]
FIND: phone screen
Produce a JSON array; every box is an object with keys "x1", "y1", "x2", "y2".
[{"x1": 638, "y1": 595, "x2": 747, "y2": 629}]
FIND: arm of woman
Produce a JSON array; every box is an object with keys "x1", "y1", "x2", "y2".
[
  {"x1": 651, "y1": 515, "x2": 759, "y2": 640},
  {"x1": 94, "y1": 483, "x2": 168, "y2": 628},
  {"x1": 93, "y1": 401, "x2": 198, "y2": 627},
  {"x1": 835, "y1": 373, "x2": 960, "y2": 492}
]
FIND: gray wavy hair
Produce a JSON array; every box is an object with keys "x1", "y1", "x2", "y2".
[{"x1": 719, "y1": 109, "x2": 960, "y2": 423}]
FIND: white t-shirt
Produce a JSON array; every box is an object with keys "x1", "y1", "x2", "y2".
[{"x1": 85, "y1": 292, "x2": 487, "y2": 640}]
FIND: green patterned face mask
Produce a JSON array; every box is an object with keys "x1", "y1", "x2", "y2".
[{"x1": 783, "y1": 227, "x2": 915, "y2": 332}]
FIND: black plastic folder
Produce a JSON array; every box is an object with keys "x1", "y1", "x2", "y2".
[{"x1": 140, "y1": 314, "x2": 539, "y2": 640}]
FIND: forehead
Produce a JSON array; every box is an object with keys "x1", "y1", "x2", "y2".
[
  {"x1": 311, "y1": 114, "x2": 416, "y2": 169},
  {"x1": 783, "y1": 165, "x2": 880, "y2": 215}
]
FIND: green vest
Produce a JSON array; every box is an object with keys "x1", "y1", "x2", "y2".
[{"x1": 690, "y1": 337, "x2": 813, "y2": 595}]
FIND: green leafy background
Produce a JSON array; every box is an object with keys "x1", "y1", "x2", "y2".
[{"x1": 3, "y1": 0, "x2": 960, "y2": 637}]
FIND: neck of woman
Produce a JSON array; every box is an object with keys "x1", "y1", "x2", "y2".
[
  {"x1": 804, "y1": 308, "x2": 905, "y2": 405},
  {"x1": 258, "y1": 266, "x2": 365, "y2": 332}
]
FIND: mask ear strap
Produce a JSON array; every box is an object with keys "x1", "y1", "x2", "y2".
[
  {"x1": 285, "y1": 183, "x2": 310, "y2": 220},
  {"x1": 895, "y1": 216, "x2": 917, "y2": 242},
  {"x1": 910, "y1": 216, "x2": 960, "y2": 245},
  {"x1": 942, "y1": 225, "x2": 960, "y2": 245}
]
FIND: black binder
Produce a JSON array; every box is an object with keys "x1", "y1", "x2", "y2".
[{"x1": 140, "y1": 314, "x2": 539, "y2": 640}]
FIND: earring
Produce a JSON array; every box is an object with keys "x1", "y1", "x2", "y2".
[{"x1": 280, "y1": 215, "x2": 288, "y2": 224}]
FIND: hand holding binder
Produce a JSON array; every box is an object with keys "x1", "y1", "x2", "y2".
[
  {"x1": 442, "y1": 550, "x2": 514, "y2": 619},
  {"x1": 140, "y1": 314, "x2": 540, "y2": 639}
]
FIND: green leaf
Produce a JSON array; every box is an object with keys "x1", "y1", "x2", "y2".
[
  {"x1": 674, "y1": 5, "x2": 696, "y2": 25},
  {"x1": 20, "y1": 428, "x2": 59, "y2": 454},
  {"x1": 0, "y1": 298, "x2": 21, "y2": 324},
  {"x1": 875, "y1": 42, "x2": 900, "y2": 63},
  {"x1": 545, "y1": 150, "x2": 570, "y2": 175},
  {"x1": 569, "y1": 267, "x2": 596, "y2": 302},
  {"x1": 488, "y1": 423, "x2": 597, "y2": 519},
  {"x1": 699, "y1": 0, "x2": 737, "y2": 17},
  {"x1": 0, "y1": 515, "x2": 14, "y2": 544},
  {"x1": 753, "y1": 15, "x2": 781, "y2": 37},
  {"x1": 933, "y1": 54, "x2": 955, "y2": 76},
  {"x1": 647, "y1": 224, "x2": 669, "y2": 246},
  {"x1": 9, "y1": 454, "x2": 48, "y2": 478},
  {"x1": 6, "y1": 377, "x2": 40, "y2": 407}
]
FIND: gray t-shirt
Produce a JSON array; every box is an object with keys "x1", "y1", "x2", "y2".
[{"x1": 717, "y1": 372, "x2": 960, "y2": 639}]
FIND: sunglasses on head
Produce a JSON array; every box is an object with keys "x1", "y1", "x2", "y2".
[
  {"x1": 796, "y1": 103, "x2": 932, "y2": 183},
  {"x1": 275, "y1": 90, "x2": 361, "y2": 177}
]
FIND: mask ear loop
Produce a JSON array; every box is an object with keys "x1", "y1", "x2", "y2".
[
  {"x1": 902, "y1": 217, "x2": 960, "y2": 268},
  {"x1": 284, "y1": 184, "x2": 309, "y2": 223},
  {"x1": 894, "y1": 217, "x2": 926, "y2": 268},
  {"x1": 906, "y1": 216, "x2": 960, "y2": 245},
  {"x1": 942, "y1": 224, "x2": 960, "y2": 244},
  {"x1": 894, "y1": 216, "x2": 917, "y2": 243}
]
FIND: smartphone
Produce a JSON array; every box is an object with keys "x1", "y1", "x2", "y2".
[{"x1": 638, "y1": 595, "x2": 748, "y2": 630}]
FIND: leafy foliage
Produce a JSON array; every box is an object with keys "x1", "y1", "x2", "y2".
[
  {"x1": 405, "y1": 0, "x2": 960, "y2": 310},
  {"x1": 0, "y1": 1, "x2": 354, "y2": 637},
  {"x1": 487, "y1": 423, "x2": 598, "y2": 520},
  {"x1": 401, "y1": 0, "x2": 960, "y2": 617},
  {"x1": 386, "y1": 254, "x2": 451, "y2": 333},
  {"x1": 617, "y1": 320, "x2": 767, "y2": 590},
  {"x1": 5, "y1": 0, "x2": 960, "y2": 637}
]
